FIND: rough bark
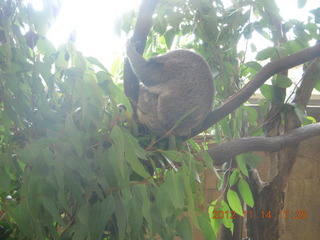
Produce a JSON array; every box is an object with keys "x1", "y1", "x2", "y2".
[{"x1": 246, "y1": 58, "x2": 320, "y2": 240}]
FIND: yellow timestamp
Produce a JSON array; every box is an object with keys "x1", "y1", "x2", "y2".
[{"x1": 212, "y1": 210, "x2": 308, "y2": 219}]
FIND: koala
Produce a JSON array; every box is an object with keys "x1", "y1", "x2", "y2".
[{"x1": 126, "y1": 41, "x2": 215, "y2": 137}]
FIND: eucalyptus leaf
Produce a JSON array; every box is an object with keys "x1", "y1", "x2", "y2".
[
  {"x1": 236, "y1": 155, "x2": 249, "y2": 177},
  {"x1": 220, "y1": 200, "x2": 234, "y2": 231},
  {"x1": 229, "y1": 169, "x2": 240, "y2": 186},
  {"x1": 238, "y1": 179, "x2": 254, "y2": 208},
  {"x1": 166, "y1": 171, "x2": 184, "y2": 209},
  {"x1": 227, "y1": 189, "x2": 244, "y2": 216},
  {"x1": 176, "y1": 217, "x2": 193, "y2": 240}
]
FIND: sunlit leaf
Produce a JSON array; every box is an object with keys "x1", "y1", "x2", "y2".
[
  {"x1": 227, "y1": 189, "x2": 244, "y2": 216},
  {"x1": 220, "y1": 200, "x2": 234, "y2": 231},
  {"x1": 229, "y1": 169, "x2": 240, "y2": 186}
]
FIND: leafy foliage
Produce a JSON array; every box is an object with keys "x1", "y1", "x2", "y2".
[
  {"x1": 0, "y1": 0, "x2": 319, "y2": 239},
  {"x1": 0, "y1": 1, "x2": 212, "y2": 239},
  {"x1": 120, "y1": 0, "x2": 319, "y2": 236}
]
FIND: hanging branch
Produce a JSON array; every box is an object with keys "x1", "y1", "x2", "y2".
[{"x1": 123, "y1": 0, "x2": 158, "y2": 112}]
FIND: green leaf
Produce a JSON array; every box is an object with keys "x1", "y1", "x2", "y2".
[
  {"x1": 238, "y1": 179, "x2": 254, "y2": 208},
  {"x1": 128, "y1": 198, "x2": 144, "y2": 238},
  {"x1": 89, "y1": 196, "x2": 115, "y2": 239},
  {"x1": 314, "y1": 75, "x2": 320, "y2": 92},
  {"x1": 282, "y1": 40, "x2": 305, "y2": 54},
  {"x1": 176, "y1": 217, "x2": 193, "y2": 240},
  {"x1": 274, "y1": 45, "x2": 288, "y2": 58},
  {"x1": 17, "y1": 138, "x2": 50, "y2": 165},
  {"x1": 240, "y1": 153, "x2": 264, "y2": 168},
  {"x1": 78, "y1": 204, "x2": 90, "y2": 229},
  {"x1": 242, "y1": 106, "x2": 258, "y2": 125},
  {"x1": 229, "y1": 169, "x2": 240, "y2": 186},
  {"x1": 157, "y1": 184, "x2": 174, "y2": 221},
  {"x1": 261, "y1": 0, "x2": 279, "y2": 13},
  {"x1": 162, "y1": 150, "x2": 182, "y2": 163},
  {"x1": 41, "y1": 197, "x2": 66, "y2": 227},
  {"x1": 115, "y1": 197, "x2": 127, "y2": 240},
  {"x1": 208, "y1": 200, "x2": 219, "y2": 232},
  {"x1": 29, "y1": 6, "x2": 53, "y2": 35},
  {"x1": 303, "y1": 116, "x2": 316, "y2": 125},
  {"x1": 55, "y1": 45, "x2": 69, "y2": 69},
  {"x1": 87, "y1": 56, "x2": 109, "y2": 72},
  {"x1": 198, "y1": 214, "x2": 216, "y2": 240},
  {"x1": 292, "y1": 103, "x2": 307, "y2": 123},
  {"x1": 256, "y1": 47, "x2": 276, "y2": 61},
  {"x1": 227, "y1": 189, "x2": 244, "y2": 216},
  {"x1": 220, "y1": 200, "x2": 234, "y2": 231},
  {"x1": 109, "y1": 126, "x2": 128, "y2": 183},
  {"x1": 220, "y1": 117, "x2": 232, "y2": 139},
  {"x1": 75, "y1": 52, "x2": 87, "y2": 69},
  {"x1": 166, "y1": 171, "x2": 184, "y2": 209},
  {"x1": 298, "y1": 0, "x2": 307, "y2": 8},
  {"x1": 273, "y1": 75, "x2": 292, "y2": 88},
  {"x1": 236, "y1": 155, "x2": 249, "y2": 177},
  {"x1": 187, "y1": 138, "x2": 201, "y2": 150},
  {"x1": 251, "y1": 43, "x2": 257, "y2": 52},
  {"x1": 36, "y1": 37, "x2": 56, "y2": 56},
  {"x1": 199, "y1": 150, "x2": 217, "y2": 174},
  {"x1": 134, "y1": 185, "x2": 152, "y2": 231},
  {"x1": 244, "y1": 61, "x2": 262, "y2": 71},
  {"x1": 0, "y1": 166, "x2": 11, "y2": 193},
  {"x1": 122, "y1": 129, "x2": 151, "y2": 179},
  {"x1": 164, "y1": 28, "x2": 176, "y2": 49},
  {"x1": 65, "y1": 114, "x2": 83, "y2": 157},
  {"x1": 260, "y1": 84, "x2": 285, "y2": 104}
]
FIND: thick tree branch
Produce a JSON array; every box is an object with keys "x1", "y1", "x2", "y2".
[
  {"x1": 207, "y1": 122, "x2": 320, "y2": 165},
  {"x1": 189, "y1": 43, "x2": 320, "y2": 138},
  {"x1": 123, "y1": 0, "x2": 158, "y2": 110}
]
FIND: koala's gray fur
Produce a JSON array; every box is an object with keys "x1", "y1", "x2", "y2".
[{"x1": 126, "y1": 41, "x2": 215, "y2": 137}]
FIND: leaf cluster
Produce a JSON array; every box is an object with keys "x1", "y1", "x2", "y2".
[{"x1": 0, "y1": 1, "x2": 216, "y2": 239}]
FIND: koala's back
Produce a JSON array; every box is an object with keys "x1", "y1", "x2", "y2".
[{"x1": 137, "y1": 49, "x2": 215, "y2": 136}]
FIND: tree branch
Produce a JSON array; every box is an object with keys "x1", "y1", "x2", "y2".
[
  {"x1": 189, "y1": 43, "x2": 320, "y2": 138},
  {"x1": 123, "y1": 0, "x2": 158, "y2": 111},
  {"x1": 207, "y1": 122, "x2": 320, "y2": 165}
]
